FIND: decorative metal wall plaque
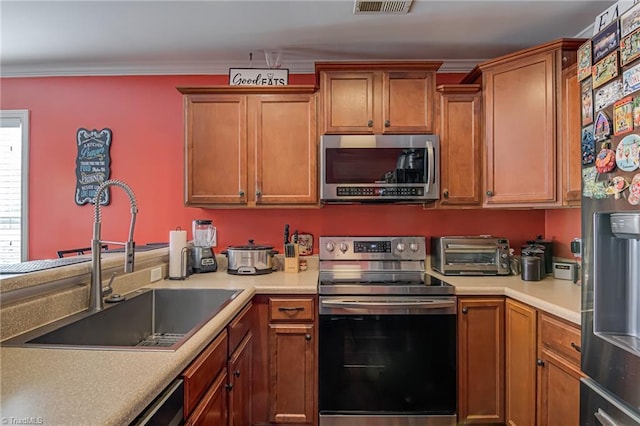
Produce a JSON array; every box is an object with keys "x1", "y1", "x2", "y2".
[{"x1": 74, "y1": 128, "x2": 112, "y2": 205}]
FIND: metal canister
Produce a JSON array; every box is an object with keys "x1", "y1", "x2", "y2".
[{"x1": 521, "y1": 255, "x2": 543, "y2": 281}]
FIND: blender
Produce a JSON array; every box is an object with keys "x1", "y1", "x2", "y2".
[{"x1": 191, "y1": 219, "x2": 217, "y2": 273}]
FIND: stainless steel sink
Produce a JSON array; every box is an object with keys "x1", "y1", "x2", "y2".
[{"x1": 1, "y1": 288, "x2": 242, "y2": 351}]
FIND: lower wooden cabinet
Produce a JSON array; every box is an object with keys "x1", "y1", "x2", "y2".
[
  {"x1": 505, "y1": 299, "x2": 537, "y2": 426},
  {"x1": 503, "y1": 301, "x2": 583, "y2": 426},
  {"x1": 182, "y1": 302, "x2": 255, "y2": 426},
  {"x1": 252, "y1": 295, "x2": 318, "y2": 425},
  {"x1": 457, "y1": 297, "x2": 505, "y2": 424},
  {"x1": 536, "y1": 312, "x2": 583, "y2": 426}
]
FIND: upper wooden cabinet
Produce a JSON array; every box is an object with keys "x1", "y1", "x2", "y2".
[
  {"x1": 435, "y1": 84, "x2": 482, "y2": 207},
  {"x1": 561, "y1": 63, "x2": 582, "y2": 206},
  {"x1": 478, "y1": 39, "x2": 584, "y2": 208},
  {"x1": 177, "y1": 86, "x2": 318, "y2": 207},
  {"x1": 315, "y1": 62, "x2": 441, "y2": 134}
]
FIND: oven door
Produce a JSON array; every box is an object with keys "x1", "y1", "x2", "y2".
[{"x1": 319, "y1": 296, "x2": 456, "y2": 426}]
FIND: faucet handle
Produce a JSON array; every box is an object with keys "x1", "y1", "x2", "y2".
[{"x1": 102, "y1": 272, "x2": 117, "y2": 297}]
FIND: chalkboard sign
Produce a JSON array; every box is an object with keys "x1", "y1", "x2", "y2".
[{"x1": 75, "y1": 128, "x2": 112, "y2": 205}]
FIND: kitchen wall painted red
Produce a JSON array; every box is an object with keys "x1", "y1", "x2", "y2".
[
  {"x1": 545, "y1": 208, "x2": 581, "y2": 259},
  {"x1": 1, "y1": 73, "x2": 560, "y2": 260}
]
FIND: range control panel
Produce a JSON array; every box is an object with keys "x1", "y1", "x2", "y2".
[{"x1": 319, "y1": 236, "x2": 426, "y2": 261}]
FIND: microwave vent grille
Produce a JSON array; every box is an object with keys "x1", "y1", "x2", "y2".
[{"x1": 354, "y1": 0, "x2": 413, "y2": 14}]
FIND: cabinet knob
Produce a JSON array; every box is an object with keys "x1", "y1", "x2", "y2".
[
  {"x1": 536, "y1": 359, "x2": 545, "y2": 367},
  {"x1": 225, "y1": 383, "x2": 233, "y2": 391},
  {"x1": 367, "y1": 120, "x2": 373, "y2": 127},
  {"x1": 461, "y1": 307, "x2": 468, "y2": 314},
  {"x1": 486, "y1": 190, "x2": 494, "y2": 197},
  {"x1": 233, "y1": 370, "x2": 241, "y2": 377},
  {"x1": 239, "y1": 190, "x2": 245, "y2": 197},
  {"x1": 256, "y1": 190, "x2": 261, "y2": 197},
  {"x1": 384, "y1": 120, "x2": 390, "y2": 127},
  {"x1": 305, "y1": 334, "x2": 312, "y2": 341},
  {"x1": 443, "y1": 190, "x2": 449, "y2": 199}
]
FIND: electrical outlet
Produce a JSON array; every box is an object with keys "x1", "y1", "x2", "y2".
[{"x1": 150, "y1": 267, "x2": 163, "y2": 282}]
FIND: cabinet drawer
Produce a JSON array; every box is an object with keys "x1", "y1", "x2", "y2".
[
  {"x1": 185, "y1": 369, "x2": 228, "y2": 426},
  {"x1": 183, "y1": 330, "x2": 228, "y2": 418},
  {"x1": 228, "y1": 302, "x2": 252, "y2": 354},
  {"x1": 539, "y1": 313, "x2": 581, "y2": 366},
  {"x1": 269, "y1": 297, "x2": 314, "y2": 322}
]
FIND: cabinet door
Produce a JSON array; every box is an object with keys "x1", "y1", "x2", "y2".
[
  {"x1": 383, "y1": 71, "x2": 435, "y2": 133},
  {"x1": 436, "y1": 85, "x2": 482, "y2": 206},
  {"x1": 320, "y1": 71, "x2": 377, "y2": 134},
  {"x1": 458, "y1": 297, "x2": 505, "y2": 424},
  {"x1": 229, "y1": 331, "x2": 253, "y2": 426},
  {"x1": 185, "y1": 94, "x2": 248, "y2": 205},
  {"x1": 506, "y1": 299, "x2": 537, "y2": 426},
  {"x1": 268, "y1": 323, "x2": 315, "y2": 424},
  {"x1": 483, "y1": 51, "x2": 557, "y2": 206},
  {"x1": 536, "y1": 348, "x2": 582, "y2": 426},
  {"x1": 185, "y1": 369, "x2": 229, "y2": 426},
  {"x1": 562, "y1": 63, "x2": 581, "y2": 205},
  {"x1": 250, "y1": 94, "x2": 318, "y2": 205}
]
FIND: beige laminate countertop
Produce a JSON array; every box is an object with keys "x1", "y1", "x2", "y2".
[{"x1": 0, "y1": 265, "x2": 581, "y2": 425}]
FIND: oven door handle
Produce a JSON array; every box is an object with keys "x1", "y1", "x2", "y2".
[{"x1": 321, "y1": 299, "x2": 456, "y2": 313}]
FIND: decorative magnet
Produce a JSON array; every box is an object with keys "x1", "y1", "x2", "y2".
[
  {"x1": 606, "y1": 176, "x2": 629, "y2": 199},
  {"x1": 595, "y1": 142, "x2": 617, "y2": 174},
  {"x1": 615, "y1": 133, "x2": 640, "y2": 171},
  {"x1": 593, "y1": 50, "x2": 619, "y2": 89},
  {"x1": 582, "y1": 79, "x2": 594, "y2": 125},
  {"x1": 633, "y1": 98, "x2": 640, "y2": 127},
  {"x1": 582, "y1": 126, "x2": 596, "y2": 165},
  {"x1": 593, "y1": 20, "x2": 620, "y2": 64},
  {"x1": 594, "y1": 110, "x2": 612, "y2": 141},
  {"x1": 578, "y1": 40, "x2": 592, "y2": 82},
  {"x1": 583, "y1": 167, "x2": 608, "y2": 199},
  {"x1": 623, "y1": 62, "x2": 640, "y2": 95},
  {"x1": 594, "y1": 79, "x2": 623, "y2": 111},
  {"x1": 629, "y1": 173, "x2": 640, "y2": 205},
  {"x1": 614, "y1": 97, "x2": 634, "y2": 135},
  {"x1": 620, "y1": 26, "x2": 640, "y2": 66}
]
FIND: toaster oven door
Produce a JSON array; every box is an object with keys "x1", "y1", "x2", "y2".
[{"x1": 442, "y1": 243, "x2": 502, "y2": 275}]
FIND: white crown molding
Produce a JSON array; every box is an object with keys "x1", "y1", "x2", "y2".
[{"x1": 0, "y1": 58, "x2": 480, "y2": 78}]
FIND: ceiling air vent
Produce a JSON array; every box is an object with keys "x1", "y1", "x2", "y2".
[{"x1": 354, "y1": 0, "x2": 413, "y2": 14}]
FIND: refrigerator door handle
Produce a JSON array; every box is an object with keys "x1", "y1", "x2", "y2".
[{"x1": 595, "y1": 408, "x2": 618, "y2": 426}]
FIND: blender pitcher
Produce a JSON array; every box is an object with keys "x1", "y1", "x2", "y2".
[{"x1": 191, "y1": 219, "x2": 217, "y2": 273}]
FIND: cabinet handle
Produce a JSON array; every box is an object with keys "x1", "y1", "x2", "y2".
[
  {"x1": 443, "y1": 190, "x2": 449, "y2": 199},
  {"x1": 367, "y1": 120, "x2": 373, "y2": 127},
  {"x1": 384, "y1": 120, "x2": 390, "y2": 127},
  {"x1": 225, "y1": 383, "x2": 233, "y2": 391},
  {"x1": 486, "y1": 190, "x2": 494, "y2": 197},
  {"x1": 461, "y1": 307, "x2": 468, "y2": 314},
  {"x1": 305, "y1": 334, "x2": 312, "y2": 341},
  {"x1": 239, "y1": 190, "x2": 245, "y2": 197},
  {"x1": 571, "y1": 342, "x2": 581, "y2": 353},
  {"x1": 536, "y1": 359, "x2": 545, "y2": 367},
  {"x1": 233, "y1": 370, "x2": 241, "y2": 377},
  {"x1": 278, "y1": 306, "x2": 304, "y2": 312}
]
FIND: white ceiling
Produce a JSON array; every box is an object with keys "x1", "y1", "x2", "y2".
[{"x1": 0, "y1": 0, "x2": 613, "y2": 77}]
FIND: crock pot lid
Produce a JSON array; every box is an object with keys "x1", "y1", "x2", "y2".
[{"x1": 227, "y1": 240, "x2": 274, "y2": 250}]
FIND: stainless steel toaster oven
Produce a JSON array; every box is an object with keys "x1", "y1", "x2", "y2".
[{"x1": 431, "y1": 236, "x2": 511, "y2": 276}]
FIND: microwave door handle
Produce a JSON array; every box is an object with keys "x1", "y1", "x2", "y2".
[{"x1": 426, "y1": 141, "x2": 435, "y2": 184}]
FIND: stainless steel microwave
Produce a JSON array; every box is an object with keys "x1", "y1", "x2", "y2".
[{"x1": 320, "y1": 134, "x2": 439, "y2": 203}]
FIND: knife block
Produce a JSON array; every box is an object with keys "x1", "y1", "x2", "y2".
[{"x1": 284, "y1": 243, "x2": 299, "y2": 274}]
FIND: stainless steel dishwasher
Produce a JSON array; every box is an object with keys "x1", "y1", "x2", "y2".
[{"x1": 131, "y1": 378, "x2": 184, "y2": 425}]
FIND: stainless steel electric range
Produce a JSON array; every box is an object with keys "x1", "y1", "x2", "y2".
[{"x1": 318, "y1": 236, "x2": 457, "y2": 426}]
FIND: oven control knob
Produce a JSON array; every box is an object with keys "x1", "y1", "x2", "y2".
[
  {"x1": 325, "y1": 242, "x2": 335, "y2": 252},
  {"x1": 339, "y1": 242, "x2": 349, "y2": 253},
  {"x1": 396, "y1": 242, "x2": 406, "y2": 252},
  {"x1": 410, "y1": 243, "x2": 419, "y2": 252},
  {"x1": 501, "y1": 253, "x2": 508, "y2": 259}
]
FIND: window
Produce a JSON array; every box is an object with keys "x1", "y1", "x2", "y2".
[{"x1": 0, "y1": 110, "x2": 29, "y2": 264}]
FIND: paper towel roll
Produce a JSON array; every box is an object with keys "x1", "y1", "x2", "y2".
[{"x1": 169, "y1": 229, "x2": 187, "y2": 279}]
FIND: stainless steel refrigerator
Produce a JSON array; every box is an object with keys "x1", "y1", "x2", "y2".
[{"x1": 580, "y1": 8, "x2": 640, "y2": 424}]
